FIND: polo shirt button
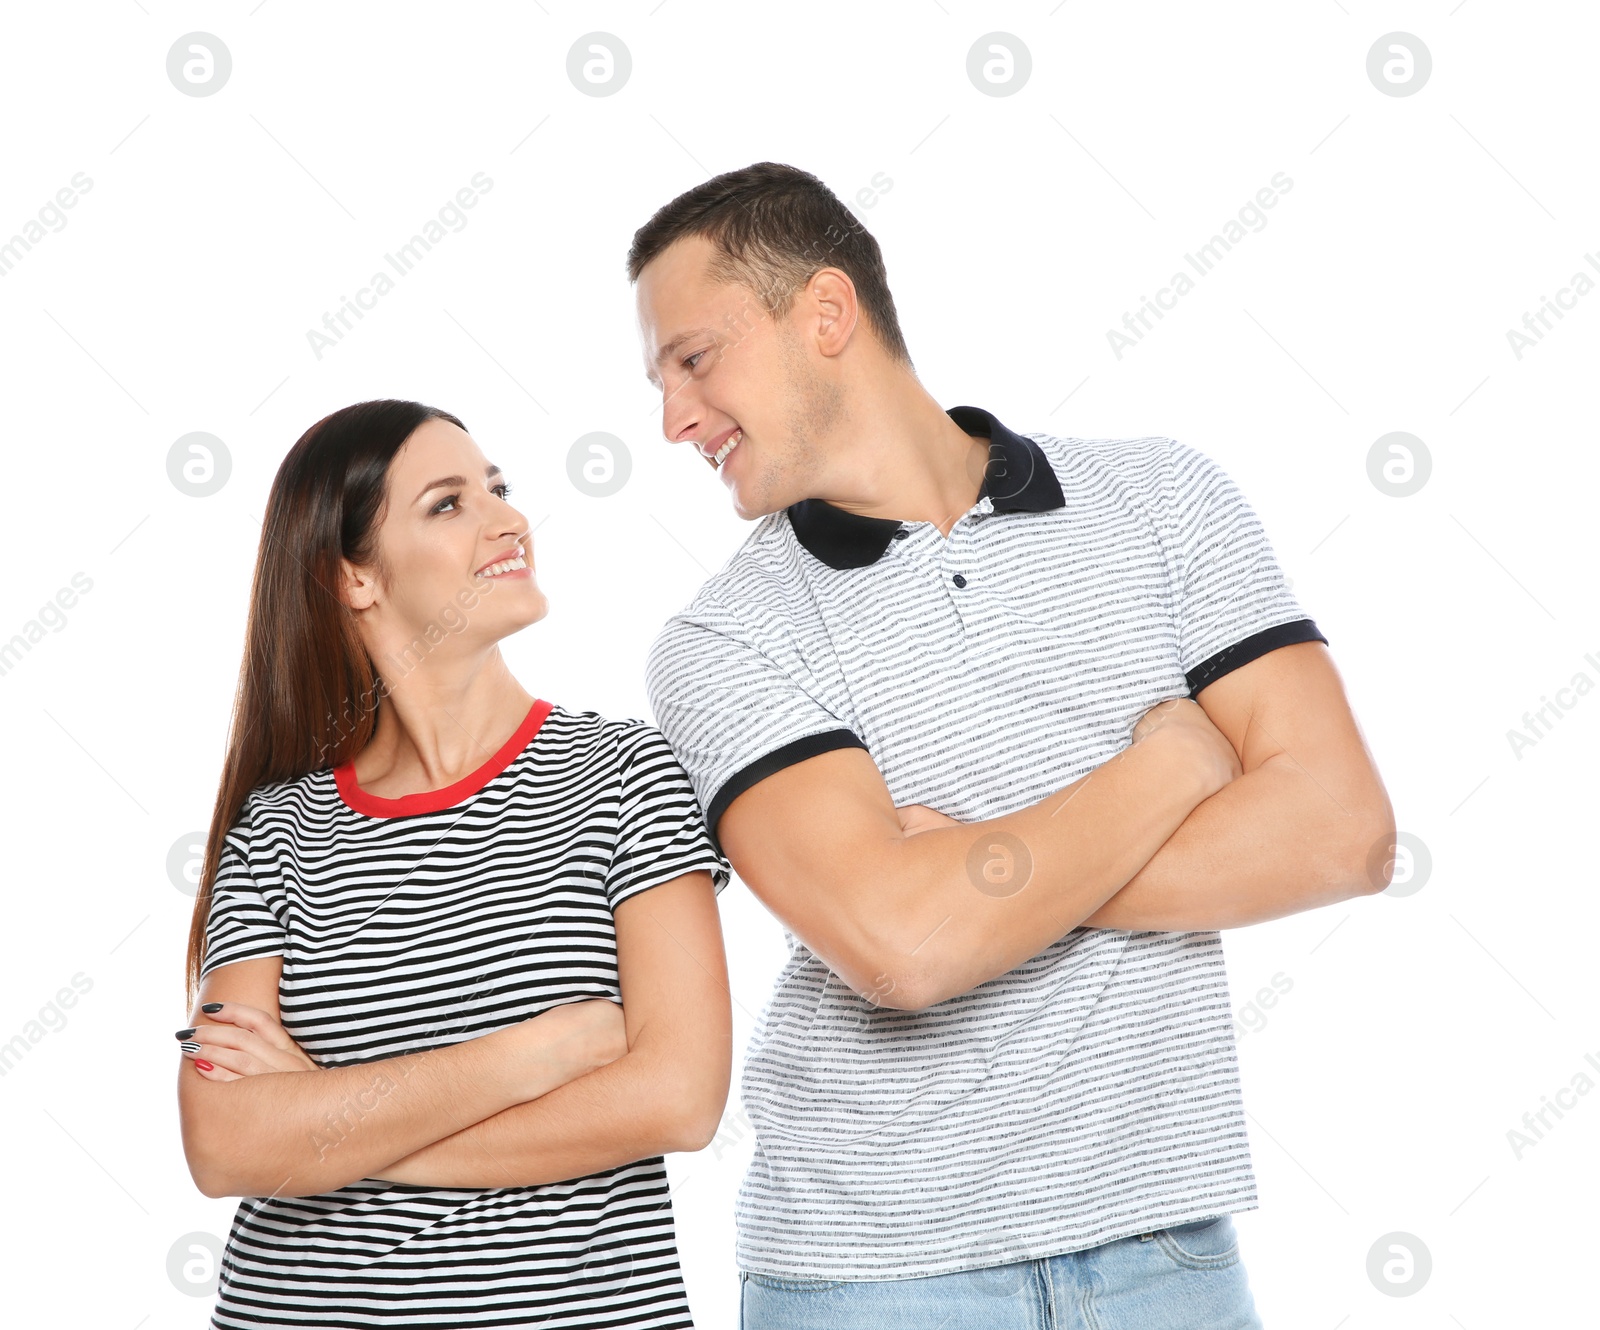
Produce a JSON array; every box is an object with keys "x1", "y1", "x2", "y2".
[
  {"x1": 892, "y1": 528, "x2": 909, "y2": 540},
  {"x1": 952, "y1": 574, "x2": 968, "y2": 588}
]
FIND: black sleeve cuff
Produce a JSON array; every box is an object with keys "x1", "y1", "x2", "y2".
[
  {"x1": 705, "y1": 728, "x2": 869, "y2": 854},
  {"x1": 1186, "y1": 618, "x2": 1328, "y2": 696}
]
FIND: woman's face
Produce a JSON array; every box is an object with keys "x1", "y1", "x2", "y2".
[{"x1": 349, "y1": 417, "x2": 546, "y2": 670}]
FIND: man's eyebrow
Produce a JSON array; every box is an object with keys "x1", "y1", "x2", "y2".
[
  {"x1": 644, "y1": 327, "x2": 714, "y2": 382},
  {"x1": 415, "y1": 464, "x2": 502, "y2": 504}
]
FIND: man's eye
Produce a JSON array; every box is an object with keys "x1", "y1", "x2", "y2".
[{"x1": 685, "y1": 351, "x2": 705, "y2": 370}]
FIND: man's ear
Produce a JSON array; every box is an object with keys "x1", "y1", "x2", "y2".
[
  {"x1": 807, "y1": 267, "x2": 859, "y2": 359},
  {"x1": 338, "y1": 558, "x2": 379, "y2": 612}
]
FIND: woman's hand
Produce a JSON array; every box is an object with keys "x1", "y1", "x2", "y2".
[
  {"x1": 369, "y1": 1001, "x2": 632, "y2": 1184},
  {"x1": 182, "y1": 997, "x2": 628, "y2": 1104},
  {"x1": 179, "y1": 1002, "x2": 321, "y2": 1082},
  {"x1": 501, "y1": 999, "x2": 629, "y2": 1098}
]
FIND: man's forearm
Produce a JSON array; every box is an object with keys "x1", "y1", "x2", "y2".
[
  {"x1": 867, "y1": 726, "x2": 1222, "y2": 1010},
  {"x1": 1081, "y1": 752, "x2": 1392, "y2": 931},
  {"x1": 373, "y1": 1042, "x2": 722, "y2": 1189}
]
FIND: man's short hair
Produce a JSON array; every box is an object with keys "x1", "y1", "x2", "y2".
[{"x1": 626, "y1": 161, "x2": 912, "y2": 367}]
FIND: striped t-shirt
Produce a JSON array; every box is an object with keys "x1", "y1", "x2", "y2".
[
  {"x1": 199, "y1": 699, "x2": 730, "y2": 1329},
  {"x1": 645, "y1": 404, "x2": 1326, "y2": 1281}
]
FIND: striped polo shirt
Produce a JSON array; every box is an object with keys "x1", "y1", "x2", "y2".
[
  {"x1": 645, "y1": 404, "x2": 1326, "y2": 1281},
  {"x1": 199, "y1": 701, "x2": 730, "y2": 1328}
]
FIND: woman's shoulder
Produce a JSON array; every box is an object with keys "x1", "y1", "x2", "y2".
[
  {"x1": 537, "y1": 701, "x2": 663, "y2": 746},
  {"x1": 532, "y1": 703, "x2": 677, "y2": 770},
  {"x1": 241, "y1": 764, "x2": 339, "y2": 818}
]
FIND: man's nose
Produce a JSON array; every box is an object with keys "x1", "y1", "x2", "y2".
[{"x1": 661, "y1": 388, "x2": 700, "y2": 449}]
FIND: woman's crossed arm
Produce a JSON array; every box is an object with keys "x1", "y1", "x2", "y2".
[
  {"x1": 178, "y1": 970, "x2": 626, "y2": 1198},
  {"x1": 177, "y1": 870, "x2": 731, "y2": 1195},
  {"x1": 374, "y1": 870, "x2": 732, "y2": 1188}
]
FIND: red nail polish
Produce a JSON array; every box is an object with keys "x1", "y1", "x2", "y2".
[{"x1": 195, "y1": 1059, "x2": 215, "y2": 1072}]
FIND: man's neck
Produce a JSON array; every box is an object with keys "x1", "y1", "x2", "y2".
[{"x1": 814, "y1": 384, "x2": 992, "y2": 538}]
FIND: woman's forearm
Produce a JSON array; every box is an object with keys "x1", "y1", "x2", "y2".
[
  {"x1": 183, "y1": 1041, "x2": 520, "y2": 1197},
  {"x1": 374, "y1": 1039, "x2": 726, "y2": 1189},
  {"x1": 182, "y1": 1009, "x2": 609, "y2": 1198}
]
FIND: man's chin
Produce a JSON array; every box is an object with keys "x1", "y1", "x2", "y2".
[{"x1": 725, "y1": 477, "x2": 782, "y2": 522}]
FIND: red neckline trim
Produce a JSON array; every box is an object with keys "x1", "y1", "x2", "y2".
[{"x1": 333, "y1": 698, "x2": 554, "y2": 818}]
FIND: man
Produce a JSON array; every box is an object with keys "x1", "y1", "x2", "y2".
[{"x1": 631, "y1": 161, "x2": 1393, "y2": 1328}]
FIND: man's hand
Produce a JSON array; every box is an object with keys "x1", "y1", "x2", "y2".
[
  {"x1": 894, "y1": 803, "x2": 962, "y2": 837},
  {"x1": 893, "y1": 698, "x2": 1240, "y2": 842},
  {"x1": 1084, "y1": 643, "x2": 1396, "y2": 931},
  {"x1": 1131, "y1": 697, "x2": 1243, "y2": 787}
]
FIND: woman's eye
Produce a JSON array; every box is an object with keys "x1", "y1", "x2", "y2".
[{"x1": 432, "y1": 483, "x2": 508, "y2": 513}]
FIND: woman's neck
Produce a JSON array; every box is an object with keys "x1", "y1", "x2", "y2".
[{"x1": 352, "y1": 649, "x2": 535, "y2": 796}]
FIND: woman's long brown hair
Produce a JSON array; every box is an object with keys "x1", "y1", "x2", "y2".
[{"x1": 184, "y1": 399, "x2": 466, "y2": 1004}]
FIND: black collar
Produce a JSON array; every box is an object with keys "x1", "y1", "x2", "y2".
[{"x1": 786, "y1": 405, "x2": 1065, "y2": 570}]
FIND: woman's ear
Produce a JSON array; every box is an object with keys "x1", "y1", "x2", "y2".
[{"x1": 338, "y1": 558, "x2": 379, "y2": 612}]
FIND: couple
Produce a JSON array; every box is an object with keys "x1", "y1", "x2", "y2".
[{"x1": 176, "y1": 161, "x2": 1394, "y2": 1329}]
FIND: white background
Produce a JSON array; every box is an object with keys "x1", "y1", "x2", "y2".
[{"x1": 1, "y1": 2, "x2": 1595, "y2": 1326}]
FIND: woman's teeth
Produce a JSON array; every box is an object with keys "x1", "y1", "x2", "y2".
[
  {"x1": 479, "y1": 554, "x2": 527, "y2": 578},
  {"x1": 714, "y1": 429, "x2": 743, "y2": 465}
]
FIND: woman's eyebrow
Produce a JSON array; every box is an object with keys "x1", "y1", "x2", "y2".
[{"x1": 415, "y1": 465, "x2": 502, "y2": 503}]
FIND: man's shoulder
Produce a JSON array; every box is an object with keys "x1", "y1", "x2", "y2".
[
  {"x1": 1021, "y1": 430, "x2": 1245, "y2": 520},
  {"x1": 1024, "y1": 428, "x2": 1186, "y2": 483},
  {"x1": 655, "y1": 511, "x2": 805, "y2": 630}
]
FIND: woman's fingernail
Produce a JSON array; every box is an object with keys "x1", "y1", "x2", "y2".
[
  {"x1": 180, "y1": 1041, "x2": 201, "y2": 1054},
  {"x1": 201, "y1": 1003, "x2": 223, "y2": 1014},
  {"x1": 194, "y1": 1059, "x2": 215, "y2": 1072},
  {"x1": 175, "y1": 1028, "x2": 197, "y2": 1040}
]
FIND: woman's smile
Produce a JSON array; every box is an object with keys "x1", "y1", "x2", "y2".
[{"x1": 475, "y1": 545, "x2": 531, "y2": 580}]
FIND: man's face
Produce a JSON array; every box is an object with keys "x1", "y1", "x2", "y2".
[{"x1": 637, "y1": 234, "x2": 840, "y2": 520}]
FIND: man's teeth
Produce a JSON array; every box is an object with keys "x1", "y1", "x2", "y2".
[
  {"x1": 714, "y1": 429, "x2": 743, "y2": 465},
  {"x1": 479, "y1": 554, "x2": 527, "y2": 577}
]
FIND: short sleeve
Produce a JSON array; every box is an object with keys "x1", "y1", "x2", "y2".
[
  {"x1": 199, "y1": 797, "x2": 288, "y2": 979},
  {"x1": 1161, "y1": 440, "x2": 1328, "y2": 695},
  {"x1": 607, "y1": 723, "x2": 733, "y2": 908},
  {"x1": 646, "y1": 608, "x2": 866, "y2": 851}
]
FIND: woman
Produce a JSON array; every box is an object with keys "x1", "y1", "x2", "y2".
[{"x1": 176, "y1": 399, "x2": 733, "y2": 1329}]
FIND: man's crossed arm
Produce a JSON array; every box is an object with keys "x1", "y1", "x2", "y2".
[
  {"x1": 1079, "y1": 641, "x2": 1393, "y2": 931},
  {"x1": 717, "y1": 641, "x2": 1394, "y2": 1012}
]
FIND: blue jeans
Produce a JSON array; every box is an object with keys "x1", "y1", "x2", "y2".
[{"x1": 740, "y1": 1216, "x2": 1263, "y2": 1329}]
